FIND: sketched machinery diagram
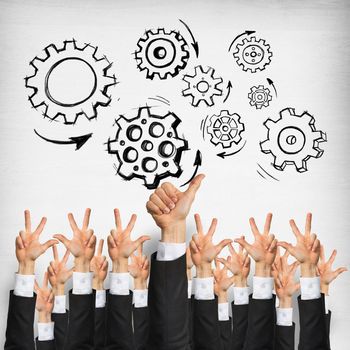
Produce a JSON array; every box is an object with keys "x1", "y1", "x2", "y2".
[
  {"x1": 260, "y1": 108, "x2": 327, "y2": 172},
  {"x1": 134, "y1": 28, "x2": 190, "y2": 80},
  {"x1": 25, "y1": 39, "x2": 117, "y2": 124},
  {"x1": 183, "y1": 66, "x2": 223, "y2": 107},
  {"x1": 248, "y1": 85, "x2": 272, "y2": 109},
  {"x1": 107, "y1": 106, "x2": 189, "y2": 189},
  {"x1": 233, "y1": 36, "x2": 272, "y2": 73},
  {"x1": 207, "y1": 110, "x2": 245, "y2": 148}
]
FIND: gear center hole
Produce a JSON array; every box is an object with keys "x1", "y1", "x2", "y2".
[{"x1": 196, "y1": 81, "x2": 210, "y2": 93}]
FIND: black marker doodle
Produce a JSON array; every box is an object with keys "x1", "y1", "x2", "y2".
[
  {"x1": 256, "y1": 163, "x2": 279, "y2": 182},
  {"x1": 206, "y1": 110, "x2": 245, "y2": 148},
  {"x1": 34, "y1": 129, "x2": 92, "y2": 150},
  {"x1": 233, "y1": 36, "x2": 272, "y2": 73},
  {"x1": 179, "y1": 19, "x2": 199, "y2": 57},
  {"x1": 107, "y1": 106, "x2": 189, "y2": 189},
  {"x1": 134, "y1": 29, "x2": 190, "y2": 80},
  {"x1": 217, "y1": 140, "x2": 247, "y2": 159},
  {"x1": 25, "y1": 39, "x2": 117, "y2": 124},
  {"x1": 228, "y1": 30, "x2": 256, "y2": 52},
  {"x1": 267, "y1": 78, "x2": 278, "y2": 97},
  {"x1": 182, "y1": 66, "x2": 223, "y2": 107},
  {"x1": 248, "y1": 85, "x2": 272, "y2": 109},
  {"x1": 260, "y1": 108, "x2": 327, "y2": 172},
  {"x1": 223, "y1": 81, "x2": 233, "y2": 103},
  {"x1": 180, "y1": 150, "x2": 202, "y2": 187}
]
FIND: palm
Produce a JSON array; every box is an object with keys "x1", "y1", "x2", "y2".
[
  {"x1": 219, "y1": 243, "x2": 250, "y2": 279},
  {"x1": 91, "y1": 256, "x2": 108, "y2": 281},
  {"x1": 35, "y1": 272, "x2": 54, "y2": 314}
]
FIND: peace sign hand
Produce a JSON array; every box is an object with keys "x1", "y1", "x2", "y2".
[
  {"x1": 35, "y1": 272, "x2": 55, "y2": 323},
  {"x1": 91, "y1": 239, "x2": 108, "y2": 290}
]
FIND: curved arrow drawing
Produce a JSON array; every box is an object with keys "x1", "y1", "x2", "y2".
[
  {"x1": 34, "y1": 129, "x2": 92, "y2": 150},
  {"x1": 228, "y1": 30, "x2": 255, "y2": 52},
  {"x1": 217, "y1": 140, "x2": 247, "y2": 159},
  {"x1": 181, "y1": 150, "x2": 202, "y2": 187},
  {"x1": 179, "y1": 19, "x2": 199, "y2": 57},
  {"x1": 267, "y1": 78, "x2": 278, "y2": 97},
  {"x1": 223, "y1": 81, "x2": 233, "y2": 103}
]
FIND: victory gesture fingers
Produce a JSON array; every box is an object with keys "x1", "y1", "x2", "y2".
[
  {"x1": 54, "y1": 208, "x2": 96, "y2": 272},
  {"x1": 16, "y1": 210, "x2": 58, "y2": 275},
  {"x1": 35, "y1": 272, "x2": 55, "y2": 323},
  {"x1": 107, "y1": 209, "x2": 150, "y2": 273},
  {"x1": 90, "y1": 239, "x2": 108, "y2": 290}
]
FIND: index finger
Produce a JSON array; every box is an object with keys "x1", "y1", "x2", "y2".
[
  {"x1": 207, "y1": 218, "x2": 218, "y2": 238},
  {"x1": 263, "y1": 213, "x2": 273, "y2": 235},
  {"x1": 34, "y1": 217, "x2": 47, "y2": 236},
  {"x1": 24, "y1": 210, "x2": 31, "y2": 232},
  {"x1": 97, "y1": 239, "x2": 104, "y2": 256},
  {"x1": 249, "y1": 217, "x2": 260, "y2": 238},
  {"x1": 194, "y1": 214, "x2": 203, "y2": 235},
  {"x1": 68, "y1": 213, "x2": 79, "y2": 232},
  {"x1": 125, "y1": 214, "x2": 137, "y2": 233},
  {"x1": 82, "y1": 208, "x2": 91, "y2": 230},
  {"x1": 52, "y1": 245, "x2": 59, "y2": 262},
  {"x1": 114, "y1": 208, "x2": 122, "y2": 231},
  {"x1": 305, "y1": 213, "x2": 312, "y2": 236}
]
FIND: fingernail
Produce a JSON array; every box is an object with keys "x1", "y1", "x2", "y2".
[
  {"x1": 169, "y1": 203, "x2": 175, "y2": 209},
  {"x1": 172, "y1": 197, "x2": 177, "y2": 203},
  {"x1": 163, "y1": 208, "x2": 170, "y2": 214}
]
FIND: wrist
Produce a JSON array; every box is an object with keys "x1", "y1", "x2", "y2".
[
  {"x1": 38, "y1": 311, "x2": 52, "y2": 323},
  {"x1": 301, "y1": 263, "x2": 317, "y2": 277},
  {"x1": 196, "y1": 263, "x2": 213, "y2": 278},
  {"x1": 112, "y1": 259, "x2": 128, "y2": 273},
  {"x1": 53, "y1": 284, "x2": 65, "y2": 296},
  {"x1": 255, "y1": 262, "x2": 272, "y2": 277},
  {"x1": 92, "y1": 279, "x2": 104, "y2": 291},
  {"x1": 234, "y1": 275, "x2": 247, "y2": 287},
  {"x1": 321, "y1": 283, "x2": 329, "y2": 296},
  {"x1": 161, "y1": 221, "x2": 186, "y2": 243},
  {"x1": 187, "y1": 268, "x2": 192, "y2": 281},
  {"x1": 134, "y1": 278, "x2": 147, "y2": 290},
  {"x1": 74, "y1": 258, "x2": 90, "y2": 273},
  {"x1": 279, "y1": 296, "x2": 293, "y2": 308},
  {"x1": 218, "y1": 291, "x2": 228, "y2": 304},
  {"x1": 18, "y1": 260, "x2": 35, "y2": 275}
]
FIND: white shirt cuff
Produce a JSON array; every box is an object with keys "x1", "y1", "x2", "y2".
[
  {"x1": 324, "y1": 295, "x2": 330, "y2": 314},
  {"x1": 300, "y1": 277, "x2": 321, "y2": 300},
  {"x1": 156, "y1": 242, "x2": 186, "y2": 261},
  {"x1": 218, "y1": 302, "x2": 229, "y2": 321},
  {"x1": 133, "y1": 289, "x2": 148, "y2": 308},
  {"x1": 14, "y1": 274, "x2": 35, "y2": 297},
  {"x1": 276, "y1": 307, "x2": 293, "y2": 326},
  {"x1": 110, "y1": 273, "x2": 130, "y2": 295},
  {"x1": 95, "y1": 290, "x2": 106, "y2": 308},
  {"x1": 253, "y1": 276, "x2": 274, "y2": 299},
  {"x1": 194, "y1": 277, "x2": 214, "y2": 300},
  {"x1": 38, "y1": 322, "x2": 54, "y2": 341},
  {"x1": 72, "y1": 272, "x2": 93, "y2": 295},
  {"x1": 233, "y1": 287, "x2": 249, "y2": 305},
  {"x1": 53, "y1": 295, "x2": 66, "y2": 314},
  {"x1": 188, "y1": 280, "x2": 193, "y2": 299}
]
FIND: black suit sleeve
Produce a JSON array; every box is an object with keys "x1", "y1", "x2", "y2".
[
  {"x1": 231, "y1": 303, "x2": 248, "y2": 350},
  {"x1": 51, "y1": 312, "x2": 68, "y2": 350},
  {"x1": 188, "y1": 296, "x2": 194, "y2": 350},
  {"x1": 105, "y1": 292, "x2": 134, "y2": 350},
  {"x1": 193, "y1": 298, "x2": 221, "y2": 350},
  {"x1": 94, "y1": 306, "x2": 106, "y2": 350},
  {"x1": 325, "y1": 310, "x2": 331, "y2": 350},
  {"x1": 243, "y1": 295, "x2": 275, "y2": 350},
  {"x1": 4, "y1": 290, "x2": 36, "y2": 350},
  {"x1": 65, "y1": 290, "x2": 95, "y2": 350},
  {"x1": 133, "y1": 306, "x2": 149, "y2": 350},
  {"x1": 275, "y1": 323, "x2": 295, "y2": 350},
  {"x1": 298, "y1": 294, "x2": 328, "y2": 350},
  {"x1": 219, "y1": 319, "x2": 232, "y2": 350},
  {"x1": 35, "y1": 339, "x2": 56, "y2": 350},
  {"x1": 147, "y1": 252, "x2": 189, "y2": 350}
]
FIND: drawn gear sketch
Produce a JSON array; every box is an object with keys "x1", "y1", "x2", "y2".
[
  {"x1": 233, "y1": 36, "x2": 272, "y2": 73},
  {"x1": 207, "y1": 110, "x2": 245, "y2": 148},
  {"x1": 134, "y1": 28, "x2": 190, "y2": 80},
  {"x1": 260, "y1": 108, "x2": 327, "y2": 172},
  {"x1": 248, "y1": 85, "x2": 272, "y2": 109},
  {"x1": 25, "y1": 39, "x2": 116, "y2": 124},
  {"x1": 107, "y1": 106, "x2": 188, "y2": 189},
  {"x1": 182, "y1": 66, "x2": 223, "y2": 106}
]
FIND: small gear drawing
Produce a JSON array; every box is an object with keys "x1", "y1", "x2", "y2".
[
  {"x1": 260, "y1": 108, "x2": 327, "y2": 172},
  {"x1": 107, "y1": 106, "x2": 188, "y2": 189},
  {"x1": 25, "y1": 39, "x2": 117, "y2": 124},
  {"x1": 248, "y1": 85, "x2": 272, "y2": 109},
  {"x1": 206, "y1": 110, "x2": 245, "y2": 148},
  {"x1": 233, "y1": 36, "x2": 272, "y2": 73},
  {"x1": 134, "y1": 28, "x2": 190, "y2": 80},
  {"x1": 182, "y1": 66, "x2": 223, "y2": 107}
]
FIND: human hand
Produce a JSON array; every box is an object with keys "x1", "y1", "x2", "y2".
[
  {"x1": 47, "y1": 245, "x2": 73, "y2": 295},
  {"x1": 214, "y1": 259, "x2": 235, "y2": 303},
  {"x1": 277, "y1": 213, "x2": 320, "y2": 277},
  {"x1": 146, "y1": 174, "x2": 205, "y2": 242},
  {"x1": 35, "y1": 272, "x2": 54, "y2": 323},
  {"x1": 189, "y1": 214, "x2": 232, "y2": 278},
  {"x1": 128, "y1": 244, "x2": 150, "y2": 290},
  {"x1": 16, "y1": 210, "x2": 58, "y2": 275},
  {"x1": 272, "y1": 248, "x2": 300, "y2": 308},
  {"x1": 54, "y1": 209, "x2": 96, "y2": 273},
  {"x1": 90, "y1": 239, "x2": 108, "y2": 290},
  {"x1": 234, "y1": 214, "x2": 277, "y2": 277},
  {"x1": 317, "y1": 245, "x2": 347, "y2": 295},
  {"x1": 217, "y1": 241, "x2": 250, "y2": 287},
  {"x1": 107, "y1": 209, "x2": 150, "y2": 273},
  {"x1": 186, "y1": 247, "x2": 194, "y2": 280}
]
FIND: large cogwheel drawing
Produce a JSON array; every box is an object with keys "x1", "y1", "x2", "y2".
[
  {"x1": 134, "y1": 28, "x2": 190, "y2": 80},
  {"x1": 182, "y1": 66, "x2": 223, "y2": 107},
  {"x1": 207, "y1": 110, "x2": 245, "y2": 148},
  {"x1": 233, "y1": 36, "x2": 272, "y2": 73},
  {"x1": 107, "y1": 106, "x2": 188, "y2": 189},
  {"x1": 248, "y1": 85, "x2": 272, "y2": 109},
  {"x1": 25, "y1": 39, "x2": 117, "y2": 124},
  {"x1": 260, "y1": 108, "x2": 327, "y2": 172}
]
